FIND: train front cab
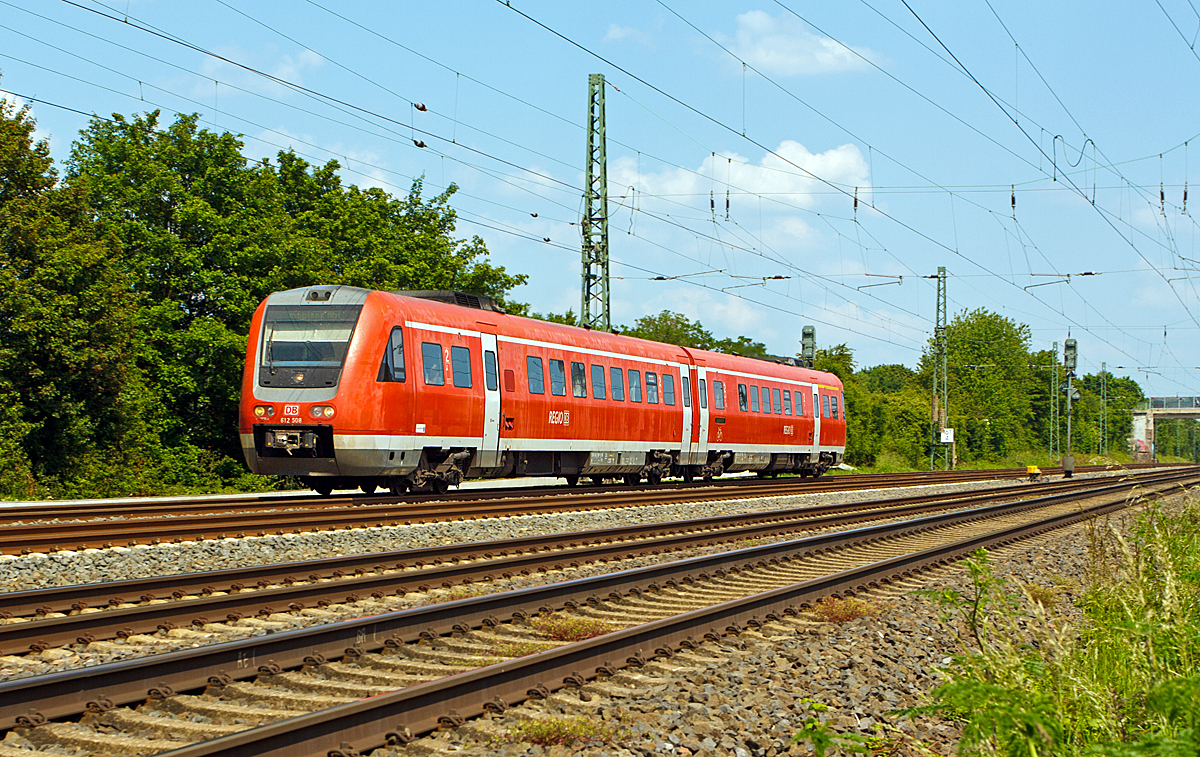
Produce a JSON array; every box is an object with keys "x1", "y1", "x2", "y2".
[{"x1": 240, "y1": 285, "x2": 384, "y2": 495}]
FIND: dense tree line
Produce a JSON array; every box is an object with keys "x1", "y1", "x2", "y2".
[{"x1": 1, "y1": 103, "x2": 524, "y2": 499}]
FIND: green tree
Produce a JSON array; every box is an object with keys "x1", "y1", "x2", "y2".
[
  {"x1": 713, "y1": 334, "x2": 769, "y2": 358},
  {"x1": 65, "y1": 111, "x2": 528, "y2": 469},
  {"x1": 621, "y1": 310, "x2": 716, "y2": 349},
  {"x1": 0, "y1": 97, "x2": 158, "y2": 498}
]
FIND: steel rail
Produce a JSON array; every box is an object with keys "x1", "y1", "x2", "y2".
[
  {"x1": 0, "y1": 465, "x2": 1090, "y2": 520},
  {"x1": 0, "y1": 469, "x2": 1177, "y2": 651},
  {"x1": 2, "y1": 469, "x2": 1192, "y2": 732},
  {"x1": 0, "y1": 464, "x2": 1169, "y2": 555},
  {"x1": 160, "y1": 471, "x2": 1161, "y2": 757}
]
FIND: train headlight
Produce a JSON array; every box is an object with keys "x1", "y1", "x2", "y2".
[
  {"x1": 253, "y1": 405, "x2": 275, "y2": 418},
  {"x1": 309, "y1": 405, "x2": 335, "y2": 419}
]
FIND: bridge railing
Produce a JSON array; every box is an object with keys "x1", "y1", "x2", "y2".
[{"x1": 1139, "y1": 397, "x2": 1200, "y2": 410}]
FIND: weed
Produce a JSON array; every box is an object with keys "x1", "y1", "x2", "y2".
[
  {"x1": 905, "y1": 493, "x2": 1200, "y2": 756},
  {"x1": 811, "y1": 596, "x2": 881, "y2": 623},
  {"x1": 445, "y1": 584, "x2": 490, "y2": 601},
  {"x1": 529, "y1": 613, "x2": 619, "y2": 641},
  {"x1": 1023, "y1": 583, "x2": 1060, "y2": 608},
  {"x1": 491, "y1": 640, "x2": 553, "y2": 659},
  {"x1": 505, "y1": 714, "x2": 623, "y2": 746}
]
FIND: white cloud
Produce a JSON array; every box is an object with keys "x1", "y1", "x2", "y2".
[
  {"x1": 729, "y1": 10, "x2": 872, "y2": 76},
  {"x1": 610, "y1": 140, "x2": 870, "y2": 211},
  {"x1": 605, "y1": 24, "x2": 653, "y2": 46}
]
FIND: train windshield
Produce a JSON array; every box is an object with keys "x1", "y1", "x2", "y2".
[{"x1": 259, "y1": 304, "x2": 363, "y2": 388}]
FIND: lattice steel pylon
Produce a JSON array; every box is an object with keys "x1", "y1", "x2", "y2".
[
  {"x1": 931, "y1": 266, "x2": 949, "y2": 470},
  {"x1": 581, "y1": 73, "x2": 611, "y2": 332}
]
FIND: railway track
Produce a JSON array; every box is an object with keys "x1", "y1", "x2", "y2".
[
  {"x1": 0, "y1": 468, "x2": 1177, "y2": 655},
  {"x1": 1, "y1": 467, "x2": 1193, "y2": 757},
  {"x1": 0, "y1": 463, "x2": 1165, "y2": 555}
]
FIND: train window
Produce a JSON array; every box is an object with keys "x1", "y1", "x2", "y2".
[
  {"x1": 591, "y1": 364, "x2": 607, "y2": 400},
  {"x1": 662, "y1": 373, "x2": 676, "y2": 406},
  {"x1": 750, "y1": 385, "x2": 760, "y2": 412},
  {"x1": 451, "y1": 346, "x2": 472, "y2": 388},
  {"x1": 629, "y1": 370, "x2": 643, "y2": 402},
  {"x1": 571, "y1": 362, "x2": 587, "y2": 398},
  {"x1": 645, "y1": 372, "x2": 659, "y2": 404},
  {"x1": 681, "y1": 376, "x2": 691, "y2": 408},
  {"x1": 503, "y1": 369, "x2": 516, "y2": 392},
  {"x1": 698, "y1": 378, "x2": 707, "y2": 409},
  {"x1": 549, "y1": 359, "x2": 567, "y2": 396},
  {"x1": 610, "y1": 367, "x2": 625, "y2": 401},
  {"x1": 831, "y1": 394, "x2": 839, "y2": 419},
  {"x1": 761, "y1": 386, "x2": 771, "y2": 414},
  {"x1": 737, "y1": 383, "x2": 747, "y2": 411},
  {"x1": 421, "y1": 342, "x2": 445, "y2": 386},
  {"x1": 783, "y1": 390, "x2": 792, "y2": 415},
  {"x1": 484, "y1": 350, "x2": 498, "y2": 391},
  {"x1": 527, "y1": 356, "x2": 545, "y2": 394},
  {"x1": 377, "y1": 327, "x2": 406, "y2": 383},
  {"x1": 712, "y1": 380, "x2": 723, "y2": 410},
  {"x1": 773, "y1": 388, "x2": 783, "y2": 415},
  {"x1": 822, "y1": 394, "x2": 830, "y2": 418}
]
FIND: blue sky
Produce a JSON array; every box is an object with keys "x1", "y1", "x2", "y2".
[{"x1": 3, "y1": 0, "x2": 1200, "y2": 397}]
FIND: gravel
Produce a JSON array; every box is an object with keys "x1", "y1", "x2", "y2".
[{"x1": 1, "y1": 474, "x2": 1103, "y2": 593}]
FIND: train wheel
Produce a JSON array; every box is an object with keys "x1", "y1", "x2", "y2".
[
  {"x1": 361, "y1": 484, "x2": 377, "y2": 495},
  {"x1": 313, "y1": 482, "x2": 333, "y2": 497},
  {"x1": 430, "y1": 478, "x2": 450, "y2": 495},
  {"x1": 389, "y1": 480, "x2": 409, "y2": 496},
  {"x1": 646, "y1": 468, "x2": 663, "y2": 486},
  {"x1": 564, "y1": 475, "x2": 580, "y2": 487},
  {"x1": 623, "y1": 473, "x2": 641, "y2": 486}
]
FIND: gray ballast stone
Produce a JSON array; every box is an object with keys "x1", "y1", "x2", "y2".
[{"x1": 0, "y1": 475, "x2": 1067, "y2": 593}]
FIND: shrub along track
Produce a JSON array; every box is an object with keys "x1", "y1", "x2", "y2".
[
  {"x1": 0, "y1": 468, "x2": 1195, "y2": 757},
  {"x1": 0, "y1": 469, "x2": 1180, "y2": 656},
  {"x1": 0, "y1": 464, "x2": 1160, "y2": 555}
]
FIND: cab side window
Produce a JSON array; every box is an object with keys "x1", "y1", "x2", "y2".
[
  {"x1": 377, "y1": 327, "x2": 405, "y2": 382},
  {"x1": 527, "y1": 356, "x2": 545, "y2": 394},
  {"x1": 571, "y1": 361, "x2": 587, "y2": 398},
  {"x1": 421, "y1": 342, "x2": 444, "y2": 386},
  {"x1": 629, "y1": 370, "x2": 643, "y2": 402},
  {"x1": 591, "y1": 364, "x2": 607, "y2": 400},
  {"x1": 450, "y1": 346, "x2": 472, "y2": 388},
  {"x1": 822, "y1": 394, "x2": 831, "y2": 418},
  {"x1": 610, "y1": 367, "x2": 626, "y2": 401},
  {"x1": 549, "y1": 359, "x2": 567, "y2": 396}
]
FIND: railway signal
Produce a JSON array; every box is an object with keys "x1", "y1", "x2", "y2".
[{"x1": 1063, "y1": 338, "x2": 1078, "y2": 477}]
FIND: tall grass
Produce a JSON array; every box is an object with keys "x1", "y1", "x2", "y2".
[{"x1": 911, "y1": 491, "x2": 1200, "y2": 756}]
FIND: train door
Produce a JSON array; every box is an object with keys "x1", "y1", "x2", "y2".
[
  {"x1": 678, "y1": 365, "x2": 693, "y2": 463},
  {"x1": 479, "y1": 333, "x2": 502, "y2": 467},
  {"x1": 695, "y1": 366, "x2": 710, "y2": 462},
  {"x1": 810, "y1": 385, "x2": 822, "y2": 456}
]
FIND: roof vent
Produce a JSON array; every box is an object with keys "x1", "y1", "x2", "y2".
[{"x1": 395, "y1": 290, "x2": 506, "y2": 313}]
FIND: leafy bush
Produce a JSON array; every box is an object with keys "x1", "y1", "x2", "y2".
[{"x1": 910, "y1": 495, "x2": 1200, "y2": 756}]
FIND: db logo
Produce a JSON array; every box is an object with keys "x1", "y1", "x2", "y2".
[{"x1": 284, "y1": 405, "x2": 301, "y2": 416}]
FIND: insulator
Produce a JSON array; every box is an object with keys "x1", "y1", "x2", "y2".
[
  {"x1": 725, "y1": 190, "x2": 730, "y2": 220},
  {"x1": 1011, "y1": 185, "x2": 1016, "y2": 211},
  {"x1": 1184, "y1": 183, "x2": 1188, "y2": 212},
  {"x1": 710, "y1": 191, "x2": 714, "y2": 213}
]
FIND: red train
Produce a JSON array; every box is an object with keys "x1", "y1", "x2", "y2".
[{"x1": 239, "y1": 287, "x2": 846, "y2": 495}]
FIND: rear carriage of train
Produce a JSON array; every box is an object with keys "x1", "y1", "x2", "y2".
[{"x1": 240, "y1": 285, "x2": 845, "y2": 495}]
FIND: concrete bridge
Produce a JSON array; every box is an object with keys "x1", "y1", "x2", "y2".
[{"x1": 1131, "y1": 397, "x2": 1200, "y2": 460}]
